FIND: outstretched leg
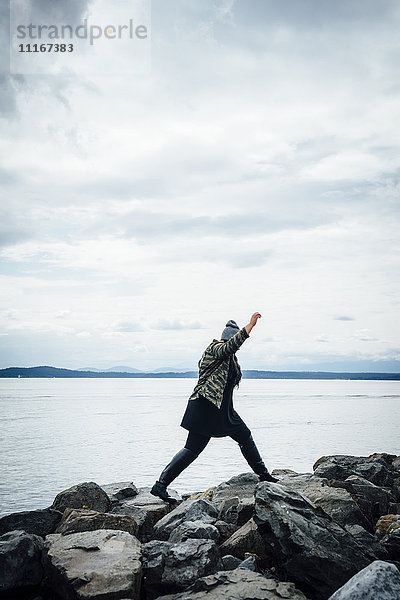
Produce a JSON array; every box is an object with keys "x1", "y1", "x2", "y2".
[
  {"x1": 232, "y1": 428, "x2": 278, "y2": 482},
  {"x1": 150, "y1": 431, "x2": 210, "y2": 503}
]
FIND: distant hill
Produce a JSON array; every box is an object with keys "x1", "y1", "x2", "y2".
[
  {"x1": 78, "y1": 366, "x2": 144, "y2": 373},
  {"x1": 1, "y1": 366, "x2": 399, "y2": 380}
]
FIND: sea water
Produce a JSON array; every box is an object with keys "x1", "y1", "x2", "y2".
[{"x1": 1, "y1": 377, "x2": 399, "y2": 516}]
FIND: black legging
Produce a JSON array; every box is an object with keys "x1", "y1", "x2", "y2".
[{"x1": 184, "y1": 427, "x2": 252, "y2": 456}]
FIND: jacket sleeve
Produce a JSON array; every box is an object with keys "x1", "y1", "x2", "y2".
[{"x1": 210, "y1": 327, "x2": 249, "y2": 359}]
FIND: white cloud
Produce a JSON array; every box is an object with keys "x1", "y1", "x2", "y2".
[{"x1": 0, "y1": 0, "x2": 399, "y2": 370}]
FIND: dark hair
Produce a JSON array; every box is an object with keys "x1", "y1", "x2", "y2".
[{"x1": 233, "y1": 354, "x2": 242, "y2": 388}]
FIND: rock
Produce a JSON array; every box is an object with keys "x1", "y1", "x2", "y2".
[
  {"x1": 100, "y1": 481, "x2": 138, "y2": 506},
  {"x1": 0, "y1": 530, "x2": 44, "y2": 592},
  {"x1": 142, "y1": 539, "x2": 171, "y2": 599},
  {"x1": 219, "y1": 518, "x2": 267, "y2": 562},
  {"x1": 238, "y1": 554, "x2": 257, "y2": 571},
  {"x1": 327, "y1": 560, "x2": 400, "y2": 599},
  {"x1": 331, "y1": 475, "x2": 392, "y2": 526},
  {"x1": 280, "y1": 474, "x2": 371, "y2": 530},
  {"x1": 55, "y1": 508, "x2": 139, "y2": 538},
  {"x1": 254, "y1": 482, "x2": 372, "y2": 600},
  {"x1": 43, "y1": 529, "x2": 142, "y2": 600},
  {"x1": 157, "y1": 568, "x2": 310, "y2": 599},
  {"x1": 375, "y1": 514, "x2": 400, "y2": 559},
  {"x1": 161, "y1": 538, "x2": 222, "y2": 591},
  {"x1": 221, "y1": 554, "x2": 242, "y2": 570},
  {"x1": 273, "y1": 469, "x2": 299, "y2": 477},
  {"x1": 153, "y1": 498, "x2": 218, "y2": 541},
  {"x1": 0, "y1": 508, "x2": 62, "y2": 538},
  {"x1": 212, "y1": 473, "x2": 259, "y2": 511},
  {"x1": 185, "y1": 488, "x2": 216, "y2": 502},
  {"x1": 169, "y1": 520, "x2": 219, "y2": 543},
  {"x1": 111, "y1": 486, "x2": 174, "y2": 542},
  {"x1": 313, "y1": 455, "x2": 394, "y2": 487},
  {"x1": 51, "y1": 481, "x2": 110, "y2": 513},
  {"x1": 218, "y1": 496, "x2": 254, "y2": 526},
  {"x1": 214, "y1": 520, "x2": 240, "y2": 544},
  {"x1": 345, "y1": 524, "x2": 389, "y2": 560}
]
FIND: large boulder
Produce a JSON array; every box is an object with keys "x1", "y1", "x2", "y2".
[
  {"x1": 0, "y1": 508, "x2": 62, "y2": 537},
  {"x1": 142, "y1": 537, "x2": 221, "y2": 596},
  {"x1": 254, "y1": 482, "x2": 373, "y2": 600},
  {"x1": 280, "y1": 474, "x2": 371, "y2": 530},
  {"x1": 214, "y1": 520, "x2": 240, "y2": 544},
  {"x1": 219, "y1": 518, "x2": 267, "y2": 562},
  {"x1": 142, "y1": 540, "x2": 172, "y2": 599},
  {"x1": 168, "y1": 520, "x2": 219, "y2": 543},
  {"x1": 0, "y1": 530, "x2": 44, "y2": 592},
  {"x1": 153, "y1": 498, "x2": 218, "y2": 541},
  {"x1": 100, "y1": 481, "x2": 138, "y2": 507},
  {"x1": 51, "y1": 481, "x2": 111, "y2": 513},
  {"x1": 157, "y1": 568, "x2": 310, "y2": 599},
  {"x1": 212, "y1": 473, "x2": 259, "y2": 511},
  {"x1": 313, "y1": 455, "x2": 394, "y2": 487},
  {"x1": 217, "y1": 496, "x2": 255, "y2": 526},
  {"x1": 162, "y1": 538, "x2": 222, "y2": 591},
  {"x1": 111, "y1": 486, "x2": 174, "y2": 542},
  {"x1": 43, "y1": 529, "x2": 142, "y2": 600},
  {"x1": 331, "y1": 475, "x2": 392, "y2": 526},
  {"x1": 375, "y1": 514, "x2": 400, "y2": 560},
  {"x1": 55, "y1": 508, "x2": 139, "y2": 538},
  {"x1": 344, "y1": 524, "x2": 389, "y2": 560},
  {"x1": 327, "y1": 560, "x2": 400, "y2": 599}
]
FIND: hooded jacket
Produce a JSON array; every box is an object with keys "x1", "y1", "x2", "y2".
[{"x1": 188, "y1": 326, "x2": 249, "y2": 409}]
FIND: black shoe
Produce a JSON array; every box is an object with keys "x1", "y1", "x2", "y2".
[
  {"x1": 150, "y1": 480, "x2": 179, "y2": 504},
  {"x1": 239, "y1": 434, "x2": 276, "y2": 480},
  {"x1": 151, "y1": 447, "x2": 198, "y2": 504},
  {"x1": 259, "y1": 472, "x2": 279, "y2": 483}
]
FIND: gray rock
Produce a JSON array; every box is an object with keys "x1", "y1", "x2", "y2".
[
  {"x1": 157, "y1": 568, "x2": 310, "y2": 599},
  {"x1": 168, "y1": 520, "x2": 219, "y2": 543},
  {"x1": 218, "y1": 496, "x2": 255, "y2": 526},
  {"x1": 375, "y1": 514, "x2": 400, "y2": 559},
  {"x1": 100, "y1": 481, "x2": 138, "y2": 505},
  {"x1": 51, "y1": 481, "x2": 110, "y2": 513},
  {"x1": 280, "y1": 474, "x2": 371, "y2": 530},
  {"x1": 55, "y1": 507, "x2": 139, "y2": 538},
  {"x1": 214, "y1": 520, "x2": 240, "y2": 544},
  {"x1": 111, "y1": 486, "x2": 174, "y2": 542},
  {"x1": 345, "y1": 524, "x2": 389, "y2": 560},
  {"x1": 333, "y1": 475, "x2": 392, "y2": 526},
  {"x1": 43, "y1": 529, "x2": 142, "y2": 600},
  {"x1": 221, "y1": 554, "x2": 242, "y2": 570},
  {"x1": 327, "y1": 560, "x2": 400, "y2": 599},
  {"x1": 0, "y1": 508, "x2": 62, "y2": 538},
  {"x1": 161, "y1": 538, "x2": 222, "y2": 591},
  {"x1": 313, "y1": 455, "x2": 394, "y2": 487},
  {"x1": 142, "y1": 539, "x2": 171, "y2": 599},
  {"x1": 254, "y1": 482, "x2": 372, "y2": 599},
  {"x1": 238, "y1": 555, "x2": 257, "y2": 571},
  {"x1": 0, "y1": 530, "x2": 44, "y2": 592},
  {"x1": 212, "y1": 473, "x2": 259, "y2": 511},
  {"x1": 219, "y1": 518, "x2": 267, "y2": 562},
  {"x1": 153, "y1": 498, "x2": 218, "y2": 541}
]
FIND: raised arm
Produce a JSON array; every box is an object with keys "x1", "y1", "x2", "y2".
[{"x1": 211, "y1": 312, "x2": 262, "y2": 359}]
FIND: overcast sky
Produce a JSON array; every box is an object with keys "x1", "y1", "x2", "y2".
[{"x1": 0, "y1": 0, "x2": 399, "y2": 372}]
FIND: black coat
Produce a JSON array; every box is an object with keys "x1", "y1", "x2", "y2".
[{"x1": 180, "y1": 355, "x2": 250, "y2": 438}]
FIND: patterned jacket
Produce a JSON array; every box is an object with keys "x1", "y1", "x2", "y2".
[{"x1": 188, "y1": 327, "x2": 250, "y2": 409}]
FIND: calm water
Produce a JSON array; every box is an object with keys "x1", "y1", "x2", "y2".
[{"x1": 1, "y1": 378, "x2": 399, "y2": 517}]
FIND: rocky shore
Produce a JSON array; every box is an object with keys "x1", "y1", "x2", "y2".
[{"x1": 1, "y1": 453, "x2": 400, "y2": 600}]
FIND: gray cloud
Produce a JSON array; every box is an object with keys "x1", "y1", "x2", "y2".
[
  {"x1": 153, "y1": 319, "x2": 204, "y2": 330},
  {"x1": 334, "y1": 316, "x2": 355, "y2": 321},
  {"x1": 114, "y1": 321, "x2": 144, "y2": 332}
]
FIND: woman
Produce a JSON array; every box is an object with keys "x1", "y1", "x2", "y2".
[{"x1": 150, "y1": 312, "x2": 278, "y2": 504}]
